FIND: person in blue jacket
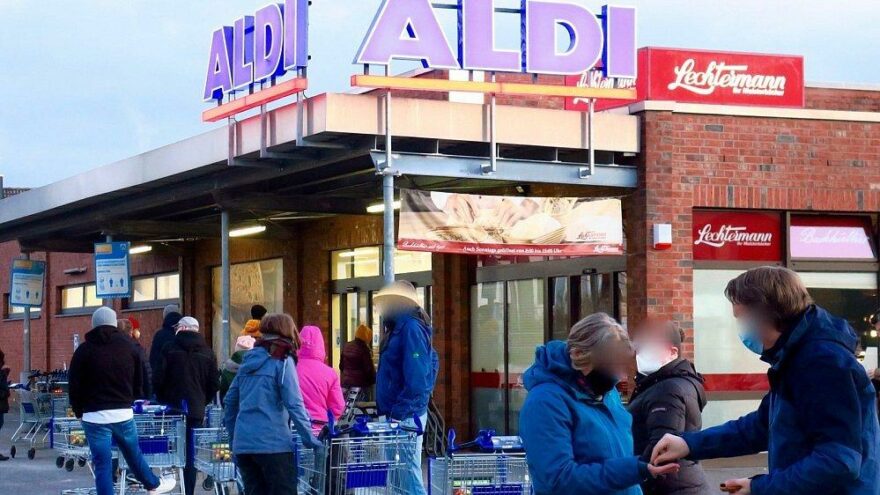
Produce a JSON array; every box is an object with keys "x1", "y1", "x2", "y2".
[
  {"x1": 520, "y1": 312, "x2": 680, "y2": 495},
  {"x1": 374, "y1": 280, "x2": 439, "y2": 495},
  {"x1": 223, "y1": 313, "x2": 322, "y2": 495},
  {"x1": 653, "y1": 266, "x2": 880, "y2": 495}
]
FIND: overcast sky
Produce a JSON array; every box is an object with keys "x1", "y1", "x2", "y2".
[{"x1": 1, "y1": 0, "x2": 878, "y2": 187}]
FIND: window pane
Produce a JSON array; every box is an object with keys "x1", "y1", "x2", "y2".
[
  {"x1": 507, "y1": 279, "x2": 545, "y2": 434},
  {"x1": 62, "y1": 287, "x2": 84, "y2": 309},
  {"x1": 331, "y1": 294, "x2": 343, "y2": 370},
  {"x1": 395, "y1": 249, "x2": 432, "y2": 274},
  {"x1": 353, "y1": 247, "x2": 381, "y2": 278},
  {"x1": 331, "y1": 250, "x2": 355, "y2": 280},
  {"x1": 132, "y1": 277, "x2": 156, "y2": 302},
  {"x1": 799, "y1": 272, "x2": 878, "y2": 343},
  {"x1": 156, "y1": 273, "x2": 180, "y2": 300},
  {"x1": 84, "y1": 285, "x2": 101, "y2": 307},
  {"x1": 212, "y1": 259, "x2": 284, "y2": 356},
  {"x1": 550, "y1": 277, "x2": 571, "y2": 341},
  {"x1": 471, "y1": 282, "x2": 506, "y2": 434},
  {"x1": 579, "y1": 273, "x2": 614, "y2": 319}
]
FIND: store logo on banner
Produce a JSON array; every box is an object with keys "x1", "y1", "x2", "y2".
[
  {"x1": 567, "y1": 67, "x2": 636, "y2": 110},
  {"x1": 203, "y1": 0, "x2": 308, "y2": 101},
  {"x1": 692, "y1": 210, "x2": 782, "y2": 262},
  {"x1": 355, "y1": 0, "x2": 637, "y2": 77}
]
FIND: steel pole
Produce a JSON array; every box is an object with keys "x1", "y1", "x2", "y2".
[
  {"x1": 104, "y1": 234, "x2": 113, "y2": 307},
  {"x1": 588, "y1": 99, "x2": 595, "y2": 177},
  {"x1": 382, "y1": 69, "x2": 395, "y2": 285},
  {"x1": 221, "y1": 210, "x2": 231, "y2": 359},
  {"x1": 21, "y1": 252, "x2": 31, "y2": 383}
]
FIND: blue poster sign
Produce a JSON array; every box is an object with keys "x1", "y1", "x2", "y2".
[
  {"x1": 94, "y1": 242, "x2": 131, "y2": 299},
  {"x1": 10, "y1": 259, "x2": 46, "y2": 308}
]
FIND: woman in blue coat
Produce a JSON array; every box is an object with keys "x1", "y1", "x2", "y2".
[{"x1": 520, "y1": 313, "x2": 679, "y2": 495}]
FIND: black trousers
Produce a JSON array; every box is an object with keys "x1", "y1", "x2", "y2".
[
  {"x1": 236, "y1": 452, "x2": 298, "y2": 495},
  {"x1": 184, "y1": 417, "x2": 203, "y2": 495}
]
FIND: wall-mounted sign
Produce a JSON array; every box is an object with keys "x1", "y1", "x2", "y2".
[
  {"x1": 94, "y1": 242, "x2": 131, "y2": 299},
  {"x1": 355, "y1": 0, "x2": 636, "y2": 77},
  {"x1": 204, "y1": 0, "x2": 309, "y2": 101},
  {"x1": 399, "y1": 189, "x2": 623, "y2": 256},
  {"x1": 565, "y1": 66, "x2": 636, "y2": 111},
  {"x1": 789, "y1": 215, "x2": 876, "y2": 260},
  {"x1": 567, "y1": 47, "x2": 805, "y2": 110},
  {"x1": 10, "y1": 259, "x2": 46, "y2": 308},
  {"x1": 693, "y1": 210, "x2": 783, "y2": 262}
]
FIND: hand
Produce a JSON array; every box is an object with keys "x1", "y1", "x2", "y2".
[
  {"x1": 721, "y1": 478, "x2": 751, "y2": 494},
  {"x1": 651, "y1": 434, "x2": 690, "y2": 465},
  {"x1": 647, "y1": 462, "x2": 680, "y2": 478},
  {"x1": 445, "y1": 194, "x2": 479, "y2": 225}
]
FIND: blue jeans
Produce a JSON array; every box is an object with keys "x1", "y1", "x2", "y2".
[
  {"x1": 396, "y1": 413, "x2": 427, "y2": 495},
  {"x1": 82, "y1": 419, "x2": 160, "y2": 495}
]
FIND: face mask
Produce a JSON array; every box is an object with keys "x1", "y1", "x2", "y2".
[
  {"x1": 636, "y1": 346, "x2": 667, "y2": 375},
  {"x1": 585, "y1": 368, "x2": 619, "y2": 395},
  {"x1": 737, "y1": 318, "x2": 764, "y2": 355}
]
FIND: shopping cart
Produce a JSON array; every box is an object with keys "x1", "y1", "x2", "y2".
[
  {"x1": 9, "y1": 385, "x2": 54, "y2": 459},
  {"x1": 290, "y1": 427, "x2": 327, "y2": 495},
  {"x1": 326, "y1": 414, "x2": 423, "y2": 494},
  {"x1": 116, "y1": 404, "x2": 187, "y2": 495},
  {"x1": 428, "y1": 430, "x2": 531, "y2": 495},
  {"x1": 193, "y1": 427, "x2": 236, "y2": 495},
  {"x1": 204, "y1": 404, "x2": 224, "y2": 428},
  {"x1": 51, "y1": 417, "x2": 92, "y2": 472}
]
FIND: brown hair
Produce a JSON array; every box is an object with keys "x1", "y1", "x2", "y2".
[
  {"x1": 636, "y1": 318, "x2": 684, "y2": 353},
  {"x1": 725, "y1": 266, "x2": 812, "y2": 327},
  {"x1": 117, "y1": 319, "x2": 133, "y2": 333},
  {"x1": 260, "y1": 313, "x2": 301, "y2": 350}
]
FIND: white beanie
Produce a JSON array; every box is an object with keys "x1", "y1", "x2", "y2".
[{"x1": 92, "y1": 307, "x2": 118, "y2": 329}]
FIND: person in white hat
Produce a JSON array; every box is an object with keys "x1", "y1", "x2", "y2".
[
  {"x1": 374, "y1": 280, "x2": 439, "y2": 495},
  {"x1": 153, "y1": 316, "x2": 218, "y2": 495},
  {"x1": 69, "y1": 306, "x2": 176, "y2": 494}
]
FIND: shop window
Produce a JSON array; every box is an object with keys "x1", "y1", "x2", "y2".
[
  {"x1": 4, "y1": 293, "x2": 41, "y2": 320},
  {"x1": 60, "y1": 284, "x2": 101, "y2": 314},
  {"x1": 211, "y1": 259, "x2": 283, "y2": 356},
  {"x1": 799, "y1": 272, "x2": 878, "y2": 344},
  {"x1": 789, "y1": 215, "x2": 876, "y2": 261},
  {"x1": 331, "y1": 246, "x2": 431, "y2": 280},
  {"x1": 128, "y1": 273, "x2": 180, "y2": 308},
  {"x1": 393, "y1": 249, "x2": 432, "y2": 275}
]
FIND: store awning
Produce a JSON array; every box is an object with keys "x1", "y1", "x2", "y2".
[{"x1": 0, "y1": 92, "x2": 640, "y2": 252}]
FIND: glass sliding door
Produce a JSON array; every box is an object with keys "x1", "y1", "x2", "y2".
[
  {"x1": 506, "y1": 279, "x2": 545, "y2": 433},
  {"x1": 470, "y1": 282, "x2": 506, "y2": 434}
]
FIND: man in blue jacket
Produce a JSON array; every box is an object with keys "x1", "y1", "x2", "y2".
[
  {"x1": 375, "y1": 280, "x2": 439, "y2": 495},
  {"x1": 653, "y1": 266, "x2": 880, "y2": 495}
]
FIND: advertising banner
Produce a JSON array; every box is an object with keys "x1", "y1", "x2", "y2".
[
  {"x1": 94, "y1": 242, "x2": 131, "y2": 299},
  {"x1": 10, "y1": 259, "x2": 46, "y2": 308},
  {"x1": 789, "y1": 215, "x2": 876, "y2": 260},
  {"x1": 398, "y1": 189, "x2": 623, "y2": 256},
  {"x1": 566, "y1": 47, "x2": 805, "y2": 111},
  {"x1": 693, "y1": 210, "x2": 783, "y2": 262}
]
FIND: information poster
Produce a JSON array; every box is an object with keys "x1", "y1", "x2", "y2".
[
  {"x1": 10, "y1": 259, "x2": 46, "y2": 307},
  {"x1": 94, "y1": 242, "x2": 131, "y2": 298}
]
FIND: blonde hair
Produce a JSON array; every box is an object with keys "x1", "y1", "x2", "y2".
[{"x1": 567, "y1": 313, "x2": 631, "y2": 371}]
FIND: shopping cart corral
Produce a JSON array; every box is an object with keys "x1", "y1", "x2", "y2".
[
  {"x1": 9, "y1": 369, "x2": 71, "y2": 459},
  {"x1": 429, "y1": 430, "x2": 531, "y2": 495}
]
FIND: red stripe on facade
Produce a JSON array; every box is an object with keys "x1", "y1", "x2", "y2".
[{"x1": 471, "y1": 371, "x2": 769, "y2": 392}]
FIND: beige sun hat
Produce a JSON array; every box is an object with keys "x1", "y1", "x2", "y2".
[{"x1": 373, "y1": 280, "x2": 421, "y2": 308}]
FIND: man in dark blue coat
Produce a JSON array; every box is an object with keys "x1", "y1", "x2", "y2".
[{"x1": 653, "y1": 266, "x2": 880, "y2": 495}]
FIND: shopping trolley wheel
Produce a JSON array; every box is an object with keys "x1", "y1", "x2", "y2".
[
  {"x1": 27, "y1": 447, "x2": 36, "y2": 460},
  {"x1": 202, "y1": 477, "x2": 213, "y2": 490},
  {"x1": 9, "y1": 445, "x2": 15, "y2": 458},
  {"x1": 56, "y1": 456, "x2": 65, "y2": 468},
  {"x1": 65, "y1": 458, "x2": 75, "y2": 472},
  {"x1": 77, "y1": 457, "x2": 87, "y2": 467}
]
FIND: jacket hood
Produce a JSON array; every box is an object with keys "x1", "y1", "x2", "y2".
[
  {"x1": 239, "y1": 346, "x2": 273, "y2": 375},
  {"x1": 523, "y1": 341, "x2": 584, "y2": 396},
  {"x1": 765, "y1": 305, "x2": 858, "y2": 370},
  {"x1": 162, "y1": 312, "x2": 182, "y2": 330},
  {"x1": 298, "y1": 326, "x2": 326, "y2": 362},
  {"x1": 85, "y1": 325, "x2": 124, "y2": 345},
  {"x1": 635, "y1": 358, "x2": 707, "y2": 409},
  {"x1": 174, "y1": 330, "x2": 208, "y2": 351}
]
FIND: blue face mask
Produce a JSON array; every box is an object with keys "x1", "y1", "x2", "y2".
[{"x1": 737, "y1": 318, "x2": 764, "y2": 355}]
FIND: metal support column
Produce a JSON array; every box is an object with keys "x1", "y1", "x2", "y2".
[
  {"x1": 588, "y1": 99, "x2": 595, "y2": 176},
  {"x1": 484, "y1": 71, "x2": 497, "y2": 175},
  {"x1": 382, "y1": 65, "x2": 395, "y2": 285},
  {"x1": 296, "y1": 67, "x2": 306, "y2": 146},
  {"x1": 21, "y1": 252, "x2": 31, "y2": 383},
  {"x1": 220, "y1": 210, "x2": 231, "y2": 359},
  {"x1": 103, "y1": 234, "x2": 113, "y2": 307}
]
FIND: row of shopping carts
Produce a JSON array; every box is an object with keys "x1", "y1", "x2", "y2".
[{"x1": 9, "y1": 369, "x2": 70, "y2": 460}]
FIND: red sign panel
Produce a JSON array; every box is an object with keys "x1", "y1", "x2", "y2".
[
  {"x1": 789, "y1": 215, "x2": 876, "y2": 260},
  {"x1": 566, "y1": 47, "x2": 805, "y2": 111},
  {"x1": 693, "y1": 210, "x2": 783, "y2": 262}
]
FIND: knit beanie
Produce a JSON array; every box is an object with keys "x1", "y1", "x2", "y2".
[{"x1": 92, "y1": 307, "x2": 118, "y2": 329}]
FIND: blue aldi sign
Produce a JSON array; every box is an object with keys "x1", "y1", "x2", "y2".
[
  {"x1": 10, "y1": 259, "x2": 46, "y2": 308},
  {"x1": 94, "y1": 242, "x2": 131, "y2": 299}
]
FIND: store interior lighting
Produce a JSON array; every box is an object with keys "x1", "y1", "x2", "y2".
[
  {"x1": 366, "y1": 201, "x2": 401, "y2": 214},
  {"x1": 129, "y1": 245, "x2": 153, "y2": 255},
  {"x1": 229, "y1": 225, "x2": 267, "y2": 237}
]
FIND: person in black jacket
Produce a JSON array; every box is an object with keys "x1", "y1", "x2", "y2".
[
  {"x1": 0, "y1": 347, "x2": 10, "y2": 461},
  {"x1": 69, "y1": 307, "x2": 175, "y2": 495},
  {"x1": 629, "y1": 319, "x2": 709, "y2": 495},
  {"x1": 153, "y1": 316, "x2": 219, "y2": 495},
  {"x1": 148, "y1": 305, "x2": 181, "y2": 389}
]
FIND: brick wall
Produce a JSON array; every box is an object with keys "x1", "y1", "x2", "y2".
[
  {"x1": 806, "y1": 87, "x2": 880, "y2": 112},
  {"x1": 626, "y1": 111, "x2": 880, "y2": 358}
]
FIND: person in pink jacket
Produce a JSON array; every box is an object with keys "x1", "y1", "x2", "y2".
[{"x1": 296, "y1": 325, "x2": 345, "y2": 431}]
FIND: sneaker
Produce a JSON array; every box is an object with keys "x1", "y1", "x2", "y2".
[{"x1": 147, "y1": 475, "x2": 177, "y2": 494}]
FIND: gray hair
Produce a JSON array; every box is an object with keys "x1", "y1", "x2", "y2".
[{"x1": 567, "y1": 312, "x2": 631, "y2": 370}]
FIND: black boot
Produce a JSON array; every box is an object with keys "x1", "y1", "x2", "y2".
[{"x1": 0, "y1": 453, "x2": 10, "y2": 461}]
